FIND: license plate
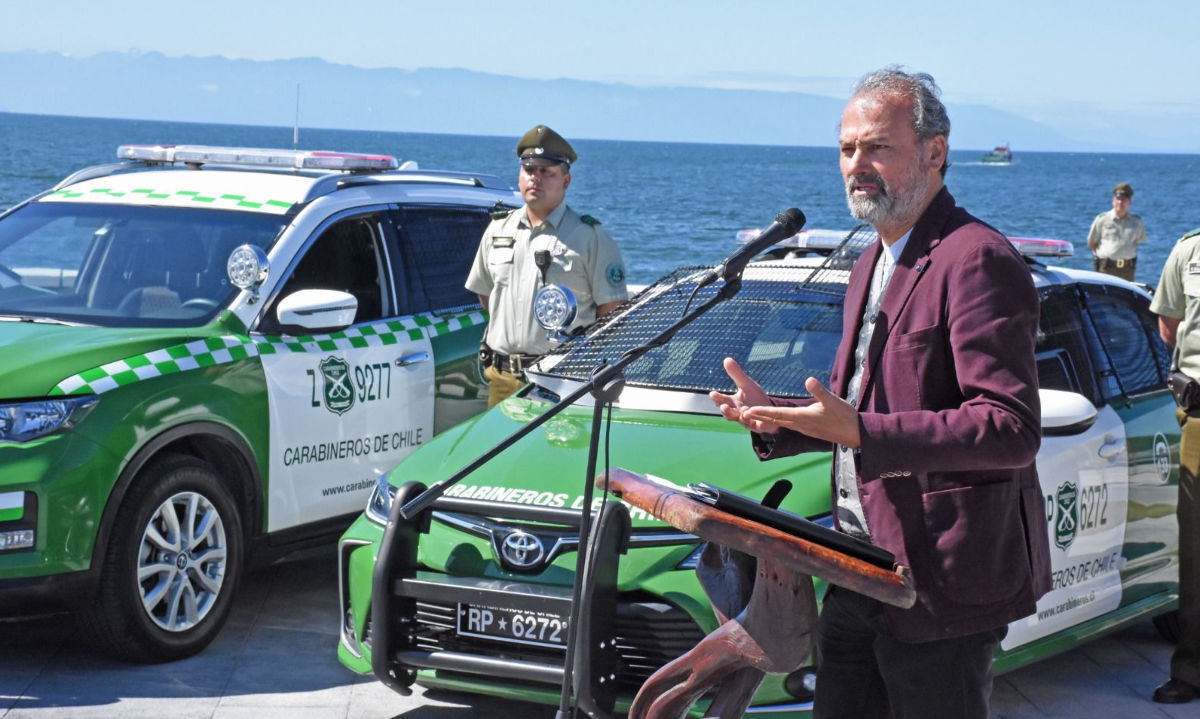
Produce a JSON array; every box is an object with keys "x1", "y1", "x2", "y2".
[{"x1": 456, "y1": 602, "x2": 569, "y2": 649}]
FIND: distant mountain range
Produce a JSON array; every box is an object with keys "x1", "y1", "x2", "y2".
[{"x1": 0, "y1": 50, "x2": 1190, "y2": 153}]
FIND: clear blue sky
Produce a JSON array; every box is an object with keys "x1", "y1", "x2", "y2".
[{"x1": 5, "y1": 0, "x2": 1198, "y2": 145}]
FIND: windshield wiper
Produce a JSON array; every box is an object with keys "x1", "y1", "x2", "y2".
[{"x1": 0, "y1": 314, "x2": 91, "y2": 327}]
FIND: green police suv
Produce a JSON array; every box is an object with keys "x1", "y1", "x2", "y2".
[
  {"x1": 338, "y1": 229, "x2": 1181, "y2": 716},
  {"x1": 0, "y1": 144, "x2": 517, "y2": 661}
]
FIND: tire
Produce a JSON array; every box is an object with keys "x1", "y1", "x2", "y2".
[
  {"x1": 1154, "y1": 610, "x2": 1182, "y2": 644},
  {"x1": 79, "y1": 453, "x2": 244, "y2": 662}
]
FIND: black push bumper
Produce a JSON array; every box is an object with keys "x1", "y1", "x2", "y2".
[{"x1": 371, "y1": 482, "x2": 632, "y2": 716}]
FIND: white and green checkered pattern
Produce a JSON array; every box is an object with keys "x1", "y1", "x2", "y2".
[
  {"x1": 50, "y1": 310, "x2": 487, "y2": 397},
  {"x1": 47, "y1": 187, "x2": 296, "y2": 214}
]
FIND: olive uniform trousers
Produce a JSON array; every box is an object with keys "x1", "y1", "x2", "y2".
[
  {"x1": 483, "y1": 365, "x2": 525, "y2": 408},
  {"x1": 1172, "y1": 408, "x2": 1200, "y2": 688},
  {"x1": 1093, "y1": 257, "x2": 1137, "y2": 283}
]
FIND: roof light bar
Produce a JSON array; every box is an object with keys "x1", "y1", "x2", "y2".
[
  {"x1": 736, "y1": 228, "x2": 856, "y2": 251},
  {"x1": 738, "y1": 228, "x2": 1075, "y2": 260},
  {"x1": 1009, "y1": 237, "x2": 1074, "y2": 258},
  {"x1": 117, "y1": 145, "x2": 399, "y2": 172}
]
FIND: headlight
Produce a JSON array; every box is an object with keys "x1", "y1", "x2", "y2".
[
  {"x1": 365, "y1": 474, "x2": 398, "y2": 526},
  {"x1": 0, "y1": 396, "x2": 98, "y2": 443}
]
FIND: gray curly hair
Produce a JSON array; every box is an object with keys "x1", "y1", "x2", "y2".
[{"x1": 853, "y1": 67, "x2": 951, "y2": 177}]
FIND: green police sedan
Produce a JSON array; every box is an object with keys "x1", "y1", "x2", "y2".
[{"x1": 338, "y1": 230, "x2": 1180, "y2": 716}]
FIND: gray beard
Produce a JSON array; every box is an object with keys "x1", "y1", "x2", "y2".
[{"x1": 845, "y1": 163, "x2": 930, "y2": 229}]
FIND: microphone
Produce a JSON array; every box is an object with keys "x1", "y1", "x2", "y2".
[{"x1": 715, "y1": 208, "x2": 806, "y2": 282}]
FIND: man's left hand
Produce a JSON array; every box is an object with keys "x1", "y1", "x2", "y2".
[{"x1": 742, "y1": 377, "x2": 862, "y2": 449}]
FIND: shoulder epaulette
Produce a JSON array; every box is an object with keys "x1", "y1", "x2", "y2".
[
  {"x1": 489, "y1": 207, "x2": 514, "y2": 220},
  {"x1": 1182, "y1": 227, "x2": 1200, "y2": 242},
  {"x1": 580, "y1": 214, "x2": 601, "y2": 226}
]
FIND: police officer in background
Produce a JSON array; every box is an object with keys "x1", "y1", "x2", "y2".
[
  {"x1": 466, "y1": 125, "x2": 628, "y2": 407},
  {"x1": 1087, "y1": 182, "x2": 1146, "y2": 282},
  {"x1": 1150, "y1": 225, "x2": 1200, "y2": 704}
]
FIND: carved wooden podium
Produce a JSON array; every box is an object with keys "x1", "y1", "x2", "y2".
[{"x1": 597, "y1": 468, "x2": 916, "y2": 719}]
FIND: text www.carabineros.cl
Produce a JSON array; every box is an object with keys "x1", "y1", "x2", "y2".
[
  {"x1": 1037, "y1": 591, "x2": 1096, "y2": 621},
  {"x1": 321, "y1": 478, "x2": 375, "y2": 497}
]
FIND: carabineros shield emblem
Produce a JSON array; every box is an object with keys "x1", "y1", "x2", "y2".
[
  {"x1": 1054, "y1": 481, "x2": 1078, "y2": 551},
  {"x1": 320, "y1": 356, "x2": 355, "y2": 415}
]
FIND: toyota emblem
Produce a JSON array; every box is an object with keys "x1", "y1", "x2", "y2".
[{"x1": 499, "y1": 530, "x2": 545, "y2": 570}]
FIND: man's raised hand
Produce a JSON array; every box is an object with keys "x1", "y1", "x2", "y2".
[
  {"x1": 709, "y1": 357, "x2": 782, "y2": 434},
  {"x1": 742, "y1": 377, "x2": 861, "y2": 449}
]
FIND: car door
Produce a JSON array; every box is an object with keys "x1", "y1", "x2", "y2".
[
  {"x1": 1004, "y1": 285, "x2": 1131, "y2": 649},
  {"x1": 1075, "y1": 284, "x2": 1178, "y2": 604},
  {"x1": 257, "y1": 210, "x2": 435, "y2": 532},
  {"x1": 386, "y1": 205, "x2": 494, "y2": 432}
]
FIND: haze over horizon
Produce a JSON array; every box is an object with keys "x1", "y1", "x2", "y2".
[{"x1": 2, "y1": 0, "x2": 1198, "y2": 154}]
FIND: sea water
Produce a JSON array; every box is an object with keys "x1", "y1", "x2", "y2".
[{"x1": 1, "y1": 111, "x2": 1197, "y2": 286}]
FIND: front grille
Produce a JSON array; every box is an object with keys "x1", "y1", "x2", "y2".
[{"x1": 411, "y1": 598, "x2": 705, "y2": 692}]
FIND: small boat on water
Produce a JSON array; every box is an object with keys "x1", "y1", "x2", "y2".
[{"x1": 981, "y1": 143, "x2": 1013, "y2": 164}]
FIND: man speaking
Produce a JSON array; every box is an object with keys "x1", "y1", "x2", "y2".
[{"x1": 711, "y1": 68, "x2": 1050, "y2": 719}]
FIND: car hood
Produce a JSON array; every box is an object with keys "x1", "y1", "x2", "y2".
[
  {"x1": 0, "y1": 317, "x2": 234, "y2": 398},
  {"x1": 390, "y1": 392, "x2": 834, "y2": 528}
]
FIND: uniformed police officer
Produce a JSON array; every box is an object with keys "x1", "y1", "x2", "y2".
[
  {"x1": 466, "y1": 125, "x2": 628, "y2": 407},
  {"x1": 1087, "y1": 182, "x2": 1146, "y2": 282},
  {"x1": 1150, "y1": 225, "x2": 1200, "y2": 704}
]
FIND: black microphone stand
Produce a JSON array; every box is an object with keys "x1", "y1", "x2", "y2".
[{"x1": 398, "y1": 272, "x2": 752, "y2": 719}]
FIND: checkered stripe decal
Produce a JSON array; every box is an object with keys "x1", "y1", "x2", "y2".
[
  {"x1": 47, "y1": 187, "x2": 296, "y2": 213},
  {"x1": 50, "y1": 310, "x2": 487, "y2": 397}
]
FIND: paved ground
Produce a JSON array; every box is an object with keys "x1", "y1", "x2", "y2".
[{"x1": 1, "y1": 545, "x2": 1192, "y2": 719}]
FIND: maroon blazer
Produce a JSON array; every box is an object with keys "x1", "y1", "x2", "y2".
[{"x1": 758, "y1": 188, "x2": 1052, "y2": 642}]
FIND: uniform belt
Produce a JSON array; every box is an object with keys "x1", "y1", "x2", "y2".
[
  {"x1": 1097, "y1": 257, "x2": 1136, "y2": 269},
  {"x1": 480, "y1": 347, "x2": 540, "y2": 375}
]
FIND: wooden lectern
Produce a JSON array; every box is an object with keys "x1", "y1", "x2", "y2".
[{"x1": 597, "y1": 468, "x2": 916, "y2": 719}]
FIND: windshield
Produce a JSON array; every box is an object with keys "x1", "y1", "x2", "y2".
[
  {"x1": 0, "y1": 202, "x2": 287, "y2": 327},
  {"x1": 540, "y1": 263, "x2": 851, "y2": 399}
]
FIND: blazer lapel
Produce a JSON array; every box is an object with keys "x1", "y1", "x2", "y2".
[
  {"x1": 869, "y1": 247, "x2": 931, "y2": 355},
  {"x1": 857, "y1": 191, "x2": 954, "y2": 403}
]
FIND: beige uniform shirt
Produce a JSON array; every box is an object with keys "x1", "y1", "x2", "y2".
[
  {"x1": 1087, "y1": 209, "x2": 1146, "y2": 261},
  {"x1": 1151, "y1": 230, "x2": 1200, "y2": 379},
  {"x1": 465, "y1": 202, "x2": 628, "y2": 356}
]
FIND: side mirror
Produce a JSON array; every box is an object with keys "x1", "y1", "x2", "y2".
[
  {"x1": 275, "y1": 289, "x2": 358, "y2": 333},
  {"x1": 1039, "y1": 388, "x2": 1099, "y2": 435}
]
